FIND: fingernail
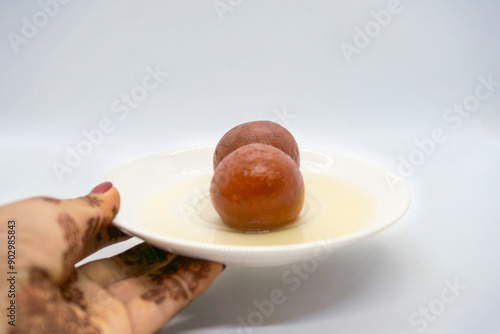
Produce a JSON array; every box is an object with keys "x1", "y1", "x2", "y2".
[{"x1": 90, "y1": 181, "x2": 113, "y2": 194}]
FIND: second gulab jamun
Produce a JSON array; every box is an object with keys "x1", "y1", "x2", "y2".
[
  {"x1": 213, "y1": 120, "x2": 300, "y2": 169},
  {"x1": 210, "y1": 143, "x2": 305, "y2": 232}
]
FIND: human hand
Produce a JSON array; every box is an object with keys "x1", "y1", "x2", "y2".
[{"x1": 0, "y1": 182, "x2": 224, "y2": 334}]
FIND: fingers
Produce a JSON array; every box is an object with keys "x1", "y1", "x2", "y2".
[
  {"x1": 71, "y1": 244, "x2": 225, "y2": 333},
  {"x1": 127, "y1": 257, "x2": 224, "y2": 333},
  {"x1": 61, "y1": 270, "x2": 132, "y2": 334},
  {"x1": 78, "y1": 243, "x2": 176, "y2": 288}
]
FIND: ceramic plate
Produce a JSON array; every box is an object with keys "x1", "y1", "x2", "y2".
[{"x1": 102, "y1": 147, "x2": 410, "y2": 266}]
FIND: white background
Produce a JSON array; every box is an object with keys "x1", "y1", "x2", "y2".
[{"x1": 1, "y1": 1, "x2": 499, "y2": 333}]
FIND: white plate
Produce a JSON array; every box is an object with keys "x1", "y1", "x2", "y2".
[{"x1": 102, "y1": 147, "x2": 410, "y2": 267}]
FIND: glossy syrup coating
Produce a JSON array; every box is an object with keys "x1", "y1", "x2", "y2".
[
  {"x1": 210, "y1": 143, "x2": 305, "y2": 232},
  {"x1": 213, "y1": 120, "x2": 300, "y2": 169}
]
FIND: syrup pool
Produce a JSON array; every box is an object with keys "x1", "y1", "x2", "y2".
[{"x1": 140, "y1": 171, "x2": 378, "y2": 247}]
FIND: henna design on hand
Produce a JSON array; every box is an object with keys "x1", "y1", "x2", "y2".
[
  {"x1": 39, "y1": 197, "x2": 61, "y2": 204},
  {"x1": 83, "y1": 195, "x2": 104, "y2": 207},
  {"x1": 64, "y1": 270, "x2": 79, "y2": 285},
  {"x1": 57, "y1": 213, "x2": 83, "y2": 272},
  {"x1": 15, "y1": 269, "x2": 101, "y2": 334},
  {"x1": 107, "y1": 225, "x2": 127, "y2": 242},
  {"x1": 141, "y1": 277, "x2": 187, "y2": 303},
  {"x1": 58, "y1": 213, "x2": 80, "y2": 245},
  {"x1": 173, "y1": 259, "x2": 213, "y2": 293},
  {"x1": 85, "y1": 216, "x2": 102, "y2": 240},
  {"x1": 19, "y1": 269, "x2": 61, "y2": 316},
  {"x1": 62, "y1": 287, "x2": 86, "y2": 310},
  {"x1": 61, "y1": 270, "x2": 87, "y2": 309},
  {"x1": 141, "y1": 256, "x2": 213, "y2": 304},
  {"x1": 118, "y1": 244, "x2": 170, "y2": 267}
]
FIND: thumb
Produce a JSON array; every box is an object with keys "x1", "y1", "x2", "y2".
[
  {"x1": 63, "y1": 181, "x2": 121, "y2": 240},
  {"x1": 1, "y1": 182, "x2": 123, "y2": 285},
  {"x1": 55, "y1": 182, "x2": 123, "y2": 277},
  {"x1": 79, "y1": 182, "x2": 131, "y2": 259}
]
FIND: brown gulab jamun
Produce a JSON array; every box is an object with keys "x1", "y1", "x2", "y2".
[
  {"x1": 210, "y1": 143, "x2": 305, "y2": 232},
  {"x1": 213, "y1": 120, "x2": 300, "y2": 169}
]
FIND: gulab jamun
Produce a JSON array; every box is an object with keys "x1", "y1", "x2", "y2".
[
  {"x1": 210, "y1": 143, "x2": 305, "y2": 232},
  {"x1": 213, "y1": 120, "x2": 300, "y2": 169}
]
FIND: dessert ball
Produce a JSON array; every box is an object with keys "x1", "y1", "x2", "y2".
[
  {"x1": 213, "y1": 120, "x2": 300, "y2": 169},
  {"x1": 210, "y1": 143, "x2": 305, "y2": 232}
]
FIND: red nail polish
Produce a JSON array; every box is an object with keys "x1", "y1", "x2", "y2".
[{"x1": 90, "y1": 182, "x2": 113, "y2": 194}]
